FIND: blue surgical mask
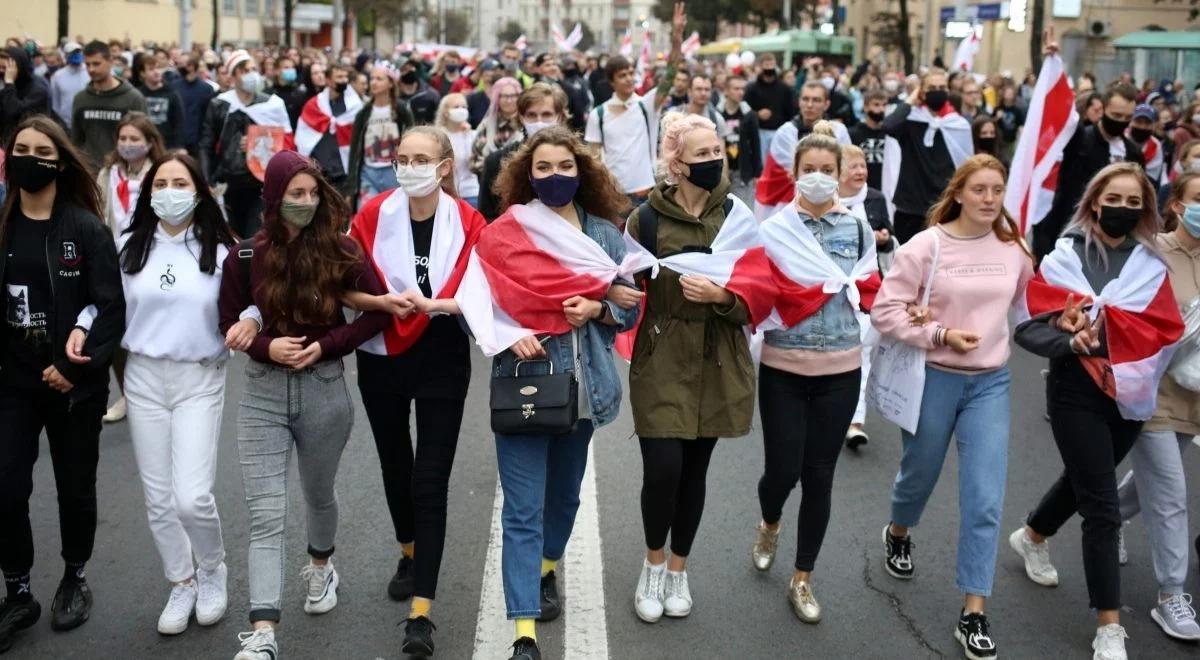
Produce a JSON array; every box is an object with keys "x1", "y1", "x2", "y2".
[
  {"x1": 67, "y1": 51, "x2": 83, "y2": 66},
  {"x1": 1182, "y1": 203, "x2": 1200, "y2": 239},
  {"x1": 280, "y1": 68, "x2": 297, "y2": 84}
]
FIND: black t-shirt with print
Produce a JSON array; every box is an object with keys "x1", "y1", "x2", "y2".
[
  {"x1": 411, "y1": 215, "x2": 434, "y2": 298},
  {"x1": 720, "y1": 104, "x2": 747, "y2": 171},
  {"x1": 3, "y1": 212, "x2": 54, "y2": 388},
  {"x1": 849, "y1": 123, "x2": 887, "y2": 191}
]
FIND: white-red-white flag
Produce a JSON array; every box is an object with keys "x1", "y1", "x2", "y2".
[
  {"x1": 681, "y1": 31, "x2": 701, "y2": 58},
  {"x1": 753, "y1": 121, "x2": 851, "y2": 221},
  {"x1": 293, "y1": 86, "x2": 363, "y2": 174},
  {"x1": 1016, "y1": 237, "x2": 1184, "y2": 420},
  {"x1": 952, "y1": 26, "x2": 982, "y2": 72},
  {"x1": 636, "y1": 31, "x2": 653, "y2": 77},
  {"x1": 619, "y1": 29, "x2": 633, "y2": 57},
  {"x1": 565, "y1": 22, "x2": 584, "y2": 49},
  {"x1": 514, "y1": 34, "x2": 528, "y2": 51},
  {"x1": 1003, "y1": 54, "x2": 1078, "y2": 235}
]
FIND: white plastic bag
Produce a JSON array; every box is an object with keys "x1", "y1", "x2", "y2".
[
  {"x1": 1168, "y1": 297, "x2": 1200, "y2": 392},
  {"x1": 866, "y1": 233, "x2": 940, "y2": 435}
]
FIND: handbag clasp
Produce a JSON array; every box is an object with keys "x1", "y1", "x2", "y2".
[{"x1": 521, "y1": 403, "x2": 535, "y2": 419}]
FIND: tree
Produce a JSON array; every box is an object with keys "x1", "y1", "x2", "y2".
[
  {"x1": 653, "y1": 0, "x2": 754, "y2": 41},
  {"x1": 499, "y1": 20, "x2": 525, "y2": 45},
  {"x1": 284, "y1": 0, "x2": 294, "y2": 46},
  {"x1": 58, "y1": 0, "x2": 68, "y2": 44},
  {"x1": 1154, "y1": 0, "x2": 1198, "y2": 21},
  {"x1": 425, "y1": 8, "x2": 471, "y2": 44},
  {"x1": 212, "y1": 0, "x2": 220, "y2": 48},
  {"x1": 872, "y1": 9, "x2": 913, "y2": 73},
  {"x1": 1029, "y1": 0, "x2": 1045, "y2": 75},
  {"x1": 346, "y1": 0, "x2": 409, "y2": 46},
  {"x1": 574, "y1": 20, "x2": 597, "y2": 52}
]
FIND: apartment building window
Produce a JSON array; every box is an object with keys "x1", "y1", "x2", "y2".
[
  {"x1": 246, "y1": 0, "x2": 258, "y2": 13},
  {"x1": 223, "y1": 0, "x2": 237, "y2": 13}
]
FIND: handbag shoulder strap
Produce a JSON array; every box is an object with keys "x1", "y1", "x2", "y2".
[{"x1": 919, "y1": 230, "x2": 940, "y2": 306}]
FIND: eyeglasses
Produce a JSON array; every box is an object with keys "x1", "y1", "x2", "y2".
[
  {"x1": 499, "y1": 93, "x2": 520, "y2": 100},
  {"x1": 394, "y1": 157, "x2": 436, "y2": 167}
]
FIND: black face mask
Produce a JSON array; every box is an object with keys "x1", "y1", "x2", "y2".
[
  {"x1": 867, "y1": 110, "x2": 885, "y2": 123},
  {"x1": 1101, "y1": 114, "x2": 1130, "y2": 138},
  {"x1": 446, "y1": 64, "x2": 460, "y2": 73},
  {"x1": 7, "y1": 155, "x2": 60, "y2": 193},
  {"x1": 977, "y1": 137, "x2": 996, "y2": 151},
  {"x1": 682, "y1": 157, "x2": 725, "y2": 191},
  {"x1": 334, "y1": 81, "x2": 349, "y2": 94},
  {"x1": 1098, "y1": 205, "x2": 1142, "y2": 238},
  {"x1": 924, "y1": 90, "x2": 949, "y2": 111},
  {"x1": 177, "y1": 66, "x2": 190, "y2": 78},
  {"x1": 761, "y1": 69, "x2": 777, "y2": 80},
  {"x1": 401, "y1": 70, "x2": 418, "y2": 85},
  {"x1": 1129, "y1": 127, "x2": 1153, "y2": 143}
]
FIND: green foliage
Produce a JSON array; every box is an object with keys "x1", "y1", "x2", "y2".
[{"x1": 499, "y1": 20, "x2": 525, "y2": 45}]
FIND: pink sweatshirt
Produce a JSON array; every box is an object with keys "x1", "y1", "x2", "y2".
[{"x1": 871, "y1": 225, "x2": 1034, "y2": 372}]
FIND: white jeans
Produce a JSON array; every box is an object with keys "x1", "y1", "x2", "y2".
[
  {"x1": 125, "y1": 353, "x2": 227, "y2": 582},
  {"x1": 852, "y1": 311, "x2": 879, "y2": 426}
]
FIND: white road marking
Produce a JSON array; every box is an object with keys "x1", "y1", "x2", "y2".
[{"x1": 471, "y1": 443, "x2": 610, "y2": 660}]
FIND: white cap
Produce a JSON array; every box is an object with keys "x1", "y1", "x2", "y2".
[{"x1": 63, "y1": 42, "x2": 82, "y2": 54}]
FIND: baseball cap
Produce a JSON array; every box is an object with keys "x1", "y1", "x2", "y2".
[
  {"x1": 1133, "y1": 103, "x2": 1157, "y2": 122},
  {"x1": 63, "y1": 41, "x2": 81, "y2": 54},
  {"x1": 479, "y1": 58, "x2": 500, "y2": 71}
]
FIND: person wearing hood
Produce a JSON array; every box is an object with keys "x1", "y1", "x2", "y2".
[
  {"x1": 70, "y1": 40, "x2": 147, "y2": 169},
  {"x1": 218, "y1": 151, "x2": 390, "y2": 660},
  {"x1": 0, "y1": 45, "x2": 51, "y2": 144},
  {"x1": 49, "y1": 43, "x2": 89, "y2": 131},
  {"x1": 397, "y1": 58, "x2": 441, "y2": 125}
]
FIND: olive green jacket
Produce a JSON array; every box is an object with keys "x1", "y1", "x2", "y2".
[{"x1": 626, "y1": 179, "x2": 756, "y2": 439}]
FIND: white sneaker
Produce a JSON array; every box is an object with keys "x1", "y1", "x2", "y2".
[
  {"x1": 1008, "y1": 527, "x2": 1059, "y2": 587},
  {"x1": 634, "y1": 559, "x2": 666, "y2": 623},
  {"x1": 300, "y1": 560, "x2": 339, "y2": 614},
  {"x1": 196, "y1": 562, "x2": 228, "y2": 626},
  {"x1": 157, "y1": 581, "x2": 197, "y2": 635},
  {"x1": 103, "y1": 396, "x2": 127, "y2": 423},
  {"x1": 1117, "y1": 525, "x2": 1128, "y2": 566},
  {"x1": 234, "y1": 627, "x2": 277, "y2": 660},
  {"x1": 1151, "y1": 593, "x2": 1200, "y2": 641},
  {"x1": 663, "y1": 570, "x2": 692, "y2": 618},
  {"x1": 1091, "y1": 623, "x2": 1129, "y2": 660}
]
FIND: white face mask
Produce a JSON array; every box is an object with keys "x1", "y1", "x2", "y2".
[
  {"x1": 1189, "y1": 158, "x2": 1200, "y2": 173},
  {"x1": 394, "y1": 160, "x2": 447, "y2": 198},
  {"x1": 448, "y1": 107, "x2": 469, "y2": 124},
  {"x1": 883, "y1": 79, "x2": 899, "y2": 94},
  {"x1": 795, "y1": 172, "x2": 840, "y2": 205},
  {"x1": 1193, "y1": 113, "x2": 1200, "y2": 126},
  {"x1": 239, "y1": 71, "x2": 261, "y2": 93},
  {"x1": 151, "y1": 188, "x2": 198, "y2": 226},
  {"x1": 821, "y1": 76, "x2": 835, "y2": 91},
  {"x1": 522, "y1": 119, "x2": 556, "y2": 137}
]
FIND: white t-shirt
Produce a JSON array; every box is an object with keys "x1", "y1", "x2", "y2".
[
  {"x1": 364, "y1": 104, "x2": 402, "y2": 168},
  {"x1": 1107, "y1": 135, "x2": 1126, "y2": 163},
  {"x1": 585, "y1": 90, "x2": 659, "y2": 193},
  {"x1": 448, "y1": 129, "x2": 479, "y2": 198}
]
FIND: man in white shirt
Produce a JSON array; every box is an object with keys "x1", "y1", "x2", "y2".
[{"x1": 585, "y1": 2, "x2": 686, "y2": 204}]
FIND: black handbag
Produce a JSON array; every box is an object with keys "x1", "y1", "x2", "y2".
[{"x1": 490, "y1": 359, "x2": 579, "y2": 436}]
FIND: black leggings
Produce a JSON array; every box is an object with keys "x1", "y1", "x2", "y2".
[
  {"x1": 358, "y1": 380, "x2": 464, "y2": 601},
  {"x1": 639, "y1": 437, "x2": 719, "y2": 557},
  {"x1": 0, "y1": 386, "x2": 106, "y2": 576},
  {"x1": 1026, "y1": 358, "x2": 1142, "y2": 611},
  {"x1": 757, "y1": 365, "x2": 861, "y2": 572}
]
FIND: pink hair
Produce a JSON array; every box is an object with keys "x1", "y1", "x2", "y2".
[{"x1": 656, "y1": 112, "x2": 718, "y2": 182}]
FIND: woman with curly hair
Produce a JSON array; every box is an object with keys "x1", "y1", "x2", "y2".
[
  {"x1": 459, "y1": 126, "x2": 640, "y2": 660},
  {"x1": 217, "y1": 150, "x2": 391, "y2": 660}
]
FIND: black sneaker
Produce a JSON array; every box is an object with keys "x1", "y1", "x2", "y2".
[
  {"x1": 400, "y1": 615, "x2": 435, "y2": 657},
  {"x1": 389, "y1": 556, "x2": 415, "y2": 602},
  {"x1": 882, "y1": 524, "x2": 914, "y2": 580},
  {"x1": 508, "y1": 637, "x2": 541, "y2": 660},
  {"x1": 536, "y1": 571, "x2": 561, "y2": 622},
  {"x1": 50, "y1": 580, "x2": 91, "y2": 632},
  {"x1": 955, "y1": 610, "x2": 997, "y2": 660},
  {"x1": 0, "y1": 598, "x2": 41, "y2": 654}
]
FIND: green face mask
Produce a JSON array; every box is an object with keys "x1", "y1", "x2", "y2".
[{"x1": 279, "y1": 200, "x2": 318, "y2": 229}]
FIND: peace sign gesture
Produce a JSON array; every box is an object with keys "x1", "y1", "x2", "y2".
[
  {"x1": 1055, "y1": 293, "x2": 1089, "y2": 333},
  {"x1": 1070, "y1": 310, "x2": 1105, "y2": 355},
  {"x1": 1042, "y1": 26, "x2": 1060, "y2": 58}
]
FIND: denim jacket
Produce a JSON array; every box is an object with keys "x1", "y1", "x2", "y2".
[
  {"x1": 764, "y1": 207, "x2": 867, "y2": 352},
  {"x1": 491, "y1": 208, "x2": 640, "y2": 429}
]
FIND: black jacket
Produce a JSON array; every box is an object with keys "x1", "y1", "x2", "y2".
[
  {"x1": 882, "y1": 102, "x2": 961, "y2": 218},
  {"x1": 139, "y1": 84, "x2": 187, "y2": 149},
  {"x1": 0, "y1": 203, "x2": 124, "y2": 402},
  {"x1": 0, "y1": 46, "x2": 51, "y2": 143},
  {"x1": 862, "y1": 188, "x2": 894, "y2": 252},
  {"x1": 345, "y1": 98, "x2": 416, "y2": 207},
  {"x1": 274, "y1": 83, "x2": 309, "y2": 129},
  {"x1": 199, "y1": 91, "x2": 273, "y2": 188},
  {"x1": 1032, "y1": 123, "x2": 1145, "y2": 260},
  {"x1": 558, "y1": 74, "x2": 592, "y2": 133},
  {"x1": 479, "y1": 140, "x2": 522, "y2": 221},
  {"x1": 398, "y1": 82, "x2": 440, "y2": 125},
  {"x1": 744, "y1": 77, "x2": 795, "y2": 131},
  {"x1": 738, "y1": 111, "x2": 762, "y2": 182}
]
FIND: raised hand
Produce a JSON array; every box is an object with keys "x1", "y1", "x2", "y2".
[{"x1": 1042, "y1": 26, "x2": 1060, "y2": 57}]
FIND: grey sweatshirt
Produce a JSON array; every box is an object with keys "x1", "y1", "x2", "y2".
[{"x1": 70, "y1": 79, "x2": 147, "y2": 169}]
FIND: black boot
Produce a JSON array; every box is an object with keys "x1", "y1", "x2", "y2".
[
  {"x1": 50, "y1": 580, "x2": 91, "y2": 632},
  {"x1": 0, "y1": 598, "x2": 41, "y2": 654},
  {"x1": 536, "y1": 571, "x2": 561, "y2": 622}
]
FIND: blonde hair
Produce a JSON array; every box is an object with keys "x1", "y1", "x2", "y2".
[
  {"x1": 791, "y1": 120, "x2": 842, "y2": 177},
  {"x1": 435, "y1": 93, "x2": 469, "y2": 131},
  {"x1": 656, "y1": 112, "x2": 718, "y2": 183},
  {"x1": 1065, "y1": 162, "x2": 1160, "y2": 267},
  {"x1": 402, "y1": 126, "x2": 458, "y2": 197},
  {"x1": 839, "y1": 143, "x2": 865, "y2": 163}
]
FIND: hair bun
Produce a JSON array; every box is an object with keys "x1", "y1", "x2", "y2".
[{"x1": 810, "y1": 120, "x2": 836, "y2": 138}]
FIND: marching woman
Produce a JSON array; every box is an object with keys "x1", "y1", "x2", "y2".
[
  {"x1": 455, "y1": 126, "x2": 642, "y2": 660},
  {"x1": 435, "y1": 93, "x2": 480, "y2": 208},
  {"x1": 1008, "y1": 162, "x2": 1184, "y2": 660},
  {"x1": 218, "y1": 151, "x2": 392, "y2": 660},
  {"x1": 1112, "y1": 170, "x2": 1200, "y2": 640},
  {"x1": 0, "y1": 116, "x2": 124, "y2": 655},
  {"x1": 470, "y1": 77, "x2": 523, "y2": 175},
  {"x1": 71, "y1": 153, "x2": 243, "y2": 636},
  {"x1": 95, "y1": 112, "x2": 166, "y2": 423},
  {"x1": 345, "y1": 62, "x2": 417, "y2": 209},
  {"x1": 838, "y1": 142, "x2": 894, "y2": 449},
  {"x1": 872, "y1": 154, "x2": 1034, "y2": 660},
  {"x1": 344, "y1": 126, "x2": 486, "y2": 656},
  {"x1": 625, "y1": 112, "x2": 758, "y2": 624},
  {"x1": 750, "y1": 122, "x2": 879, "y2": 624}
]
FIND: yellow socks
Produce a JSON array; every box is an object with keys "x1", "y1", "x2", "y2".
[
  {"x1": 409, "y1": 597, "x2": 432, "y2": 620},
  {"x1": 515, "y1": 618, "x2": 536, "y2": 641},
  {"x1": 541, "y1": 558, "x2": 557, "y2": 578},
  {"x1": 402, "y1": 543, "x2": 415, "y2": 559}
]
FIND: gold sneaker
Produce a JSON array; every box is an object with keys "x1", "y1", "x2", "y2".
[
  {"x1": 788, "y1": 577, "x2": 821, "y2": 624},
  {"x1": 751, "y1": 523, "x2": 780, "y2": 572}
]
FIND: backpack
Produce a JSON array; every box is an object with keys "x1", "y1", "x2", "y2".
[
  {"x1": 237, "y1": 237, "x2": 255, "y2": 298},
  {"x1": 597, "y1": 101, "x2": 653, "y2": 160},
  {"x1": 634, "y1": 196, "x2": 736, "y2": 258}
]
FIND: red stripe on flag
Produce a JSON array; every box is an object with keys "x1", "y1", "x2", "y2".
[
  {"x1": 335, "y1": 122, "x2": 354, "y2": 147},
  {"x1": 299, "y1": 99, "x2": 331, "y2": 134},
  {"x1": 1106, "y1": 279, "x2": 1184, "y2": 364},
  {"x1": 725, "y1": 247, "x2": 776, "y2": 326},
  {"x1": 1035, "y1": 75, "x2": 1074, "y2": 165},
  {"x1": 1023, "y1": 273, "x2": 1091, "y2": 318},
  {"x1": 755, "y1": 156, "x2": 794, "y2": 206}
]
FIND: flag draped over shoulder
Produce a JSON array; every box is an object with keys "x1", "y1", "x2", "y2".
[
  {"x1": 293, "y1": 87, "x2": 364, "y2": 173},
  {"x1": 880, "y1": 105, "x2": 972, "y2": 217}
]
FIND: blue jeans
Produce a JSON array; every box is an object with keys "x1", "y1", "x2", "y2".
[
  {"x1": 495, "y1": 420, "x2": 594, "y2": 619},
  {"x1": 463, "y1": 196, "x2": 478, "y2": 209},
  {"x1": 359, "y1": 165, "x2": 398, "y2": 202},
  {"x1": 890, "y1": 365, "x2": 1011, "y2": 596},
  {"x1": 758, "y1": 128, "x2": 777, "y2": 168}
]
